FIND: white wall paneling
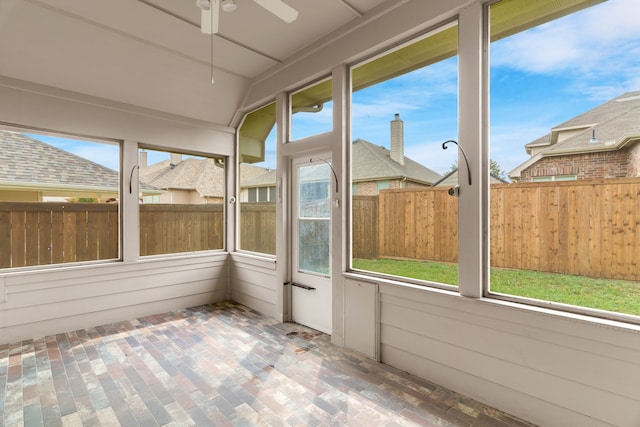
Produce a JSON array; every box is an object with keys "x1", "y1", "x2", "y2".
[
  {"x1": 230, "y1": 253, "x2": 278, "y2": 320},
  {"x1": 378, "y1": 282, "x2": 640, "y2": 427},
  {"x1": 0, "y1": 254, "x2": 229, "y2": 343}
]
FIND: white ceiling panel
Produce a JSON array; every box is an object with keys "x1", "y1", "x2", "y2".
[{"x1": 0, "y1": 0, "x2": 401, "y2": 124}]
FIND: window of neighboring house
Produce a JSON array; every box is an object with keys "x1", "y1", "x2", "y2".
[
  {"x1": 246, "y1": 186, "x2": 276, "y2": 202},
  {"x1": 350, "y1": 21, "x2": 459, "y2": 288},
  {"x1": 247, "y1": 188, "x2": 257, "y2": 203},
  {"x1": 237, "y1": 104, "x2": 277, "y2": 256},
  {"x1": 290, "y1": 78, "x2": 333, "y2": 141},
  {"x1": 0, "y1": 129, "x2": 120, "y2": 269},
  {"x1": 488, "y1": 0, "x2": 640, "y2": 320},
  {"x1": 138, "y1": 148, "x2": 224, "y2": 256},
  {"x1": 376, "y1": 181, "x2": 390, "y2": 192}
]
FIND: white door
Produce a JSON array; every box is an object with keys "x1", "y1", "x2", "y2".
[{"x1": 291, "y1": 155, "x2": 333, "y2": 334}]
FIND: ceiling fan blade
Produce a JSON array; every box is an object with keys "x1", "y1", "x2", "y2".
[
  {"x1": 253, "y1": 0, "x2": 298, "y2": 23},
  {"x1": 200, "y1": 0, "x2": 219, "y2": 34}
]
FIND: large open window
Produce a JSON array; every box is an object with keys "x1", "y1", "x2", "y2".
[
  {"x1": 237, "y1": 104, "x2": 277, "y2": 256},
  {"x1": 138, "y1": 148, "x2": 224, "y2": 256},
  {"x1": 290, "y1": 79, "x2": 333, "y2": 141},
  {"x1": 350, "y1": 22, "x2": 459, "y2": 288},
  {"x1": 488, "y1": 0, "x2": 640, "y2": 319},
  {"x1": 0, "y1": 129, "x2": 120, "y2": 268}
]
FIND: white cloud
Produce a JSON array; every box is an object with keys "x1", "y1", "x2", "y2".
[{"x1": 491, "y1": 0, "x2": 640, "y2": 86}]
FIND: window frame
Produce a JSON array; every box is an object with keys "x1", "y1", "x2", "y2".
[
  {"x1": 482, "y1": 0, "x2": 640, "y2": 325},
  {"x1": 0, "y1": 124, "x2": 123, "y2": 271},
  {"x1": 236, "y1": 104, "x2": 278, "y2": 257},
  {"x1": 137, "y1": 145, "x2": 227, "y2": 258},
  {"x1": 342, "y1": 0, "x2": 640, "y2": 326},
  {"x1": 347, "y1": 18, "x2": 461, "y2": 292}
]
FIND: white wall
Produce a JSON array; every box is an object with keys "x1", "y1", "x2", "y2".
[{"x1": 342, "y1": 277, "x2": 640, "y2": 427}]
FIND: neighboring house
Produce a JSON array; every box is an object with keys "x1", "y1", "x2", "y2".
[
  {"x1": 139, "y1": 152, "x2": 225, "y2": 204},
  {"x1": 509, "y1": 91, "x2": 640, "y2": 182},
  {"x1": 139, "y1": 154, "x2": 274, "y2": 204},
  {"x1": 352, "y1": 114, "x2": 442, "y2": 195},
  {"x1": 0, "y1": 130, "x2": 160, "y2": 202},
  {"x1": 239, "y1": 166, "x2": 276, "y2": 202},
  {"x1": 432, "y1": 168, "x2": 507, "y2": 187}
]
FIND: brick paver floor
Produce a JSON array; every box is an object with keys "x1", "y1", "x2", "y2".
[{"x1": 0, "y1": 301, "x2": 536, "y2": 426}]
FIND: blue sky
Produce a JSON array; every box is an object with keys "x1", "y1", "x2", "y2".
[{"x1": 30, "y1": 0, "x2": 640, "y2": 178}]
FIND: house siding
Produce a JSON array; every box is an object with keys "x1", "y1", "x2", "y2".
[{"x1": 518, "y1": 149, "x2": 632, "y2": 182}]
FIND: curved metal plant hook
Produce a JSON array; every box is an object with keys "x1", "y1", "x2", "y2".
[
  {"x1": 442, "y1": 140, "x2": 472, "y2": 186},
  {"x1": 311, "y1": 158, "x2": 339, "y2": 193}
]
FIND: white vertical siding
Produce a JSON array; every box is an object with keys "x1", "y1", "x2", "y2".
[
  {"x1": 378, "y1": 282, "x2": 640, "y2": 427},
  {"x1": 0, "y1": 254, "x2": 229, "y2": 343}
]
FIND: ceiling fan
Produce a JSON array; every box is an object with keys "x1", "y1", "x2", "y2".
[{"x1": 196, "y1": 0, "x2": 299, "y2": 35}]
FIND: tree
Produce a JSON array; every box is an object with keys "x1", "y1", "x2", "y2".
[{"x1": 489, "y1": 159, "x2": 507, "y2": 181}]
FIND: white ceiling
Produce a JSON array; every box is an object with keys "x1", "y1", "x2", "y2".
[{"x1": 0, "y1": 0, "x2": 390, "y2": 126}]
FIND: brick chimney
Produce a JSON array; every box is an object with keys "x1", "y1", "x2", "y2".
[
  {"x1": 170, "y1": 153, "x2": 182, "y2": 167},
  {"x1": 139, "y1": 150, "x2": 147, "y2": 169},
  {"x1": 390, "y1": 113, "x2": 405, "y2": 165}
]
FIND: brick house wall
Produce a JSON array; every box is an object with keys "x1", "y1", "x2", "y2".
[
  {"x1": 517, "y1": 147, "x2": 637, "y2": 182},
  {"x1": 354, "y1": 181, "x2": 377, "y2": 196}
]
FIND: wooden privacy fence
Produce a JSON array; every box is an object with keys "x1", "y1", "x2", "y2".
[
  {"x1": 0, "y1": 202, "x2": 224, "y2": 268},
  {"x1": 352, "y1": 196, "x2": 378, "y2": 259},
  {"x1": 3, "y1": 178, "x2": 639, "y2": 280},
  {"x1": 490, "y1": 178, "x2": 640, "y2": 281},
  {"x1": 0, "y1": 202, "x2": 118, "y2": 268},
  {"x1": 239, "y1": 202, "x2": 276, "y2": 255},
  {"x1": 139, "y1": 204, "x2": 223, "y2": 256},
  {"x1": 354, "y1": 178, "x2": 640, "y2": 281}
]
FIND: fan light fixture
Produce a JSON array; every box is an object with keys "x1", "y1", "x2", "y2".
[
  {"x1": 221, "y1": 0, "x2": 237, "y2": 12},
  {"x1": 196, "y1": 0, "x2": 211, "y2": 11}
]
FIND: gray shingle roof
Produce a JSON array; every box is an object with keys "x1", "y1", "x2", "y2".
[
  {"x1": 0, "y1": 130, "x2": 119, "y2": 189},
  {"x1": 139, "y1": 157, "x2": 225, "y2": 198},
  {"x1": 524, "y1": 91, "x2": 640, "y2": 155},
  {"x1": 241, "y1": 168, "x2": 276, "y2": 187},
  {"x1": 351, "y1": 138, "x2": 442, "y2": 185}
]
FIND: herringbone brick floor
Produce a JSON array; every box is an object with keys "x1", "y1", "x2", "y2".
[{"x1": 0, "y1": 301, "x2": 536, "y2": 426}]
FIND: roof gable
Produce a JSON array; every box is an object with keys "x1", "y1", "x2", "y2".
[
  {"x1": 139, "y1": 157, "x2": 225, "y2": 198},
  {"x1": 524, "y1": 91, "x2": 640, "y2": 155},
  {"x1": 351, "y1": 139, "x2": 442, "y2": 185}
]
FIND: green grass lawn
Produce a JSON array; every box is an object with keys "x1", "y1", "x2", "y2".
[{"x1": 352, "y1": 258, "x2": 640, "y2": 316}]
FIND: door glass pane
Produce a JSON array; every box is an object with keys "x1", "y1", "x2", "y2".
[{"x1": 298, "y1": 163, "x2": 331, "y2": 275}]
